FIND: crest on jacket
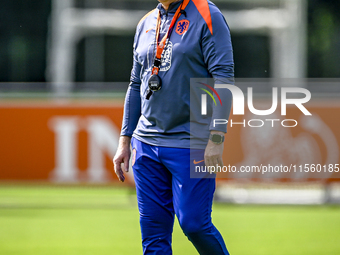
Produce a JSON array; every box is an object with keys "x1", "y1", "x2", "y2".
[{"x1": 176, "y1": 19, "x2": 190, "y2": 35}]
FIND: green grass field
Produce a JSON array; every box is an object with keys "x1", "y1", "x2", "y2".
[{"x1": 0, "y1": 186, "x2": 339, "y2": 255}]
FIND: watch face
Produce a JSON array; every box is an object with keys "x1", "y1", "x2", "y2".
[{"x1": 211, "y1": 134, "x2": 223, "y2": 144}]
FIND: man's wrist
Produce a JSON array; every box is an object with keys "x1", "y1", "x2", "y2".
[
  {"x1": 210, "y1": 130, "x2": 225, "y2": 136},
  {"x1": 119, "y1": 135, "x2": 131, "y2": 146}
]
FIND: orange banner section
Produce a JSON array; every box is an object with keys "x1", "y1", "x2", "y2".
[
  {"x1": 221, "y1": 102, "x2": 340, "y2": 181},
  {"x1": 0, "y1": 100, "x2": 123, "y2": 182},
  {"x1": 0, "y1": 99, "x2": 339, "y2": 183}
]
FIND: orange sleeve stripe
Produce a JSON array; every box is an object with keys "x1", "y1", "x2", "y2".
[
  {"x1": 138, "y1": 8, "x2": 156, "y2": 26},
  {"x1": 191, "y1": 0, "x2": 213, "y2": 35}
]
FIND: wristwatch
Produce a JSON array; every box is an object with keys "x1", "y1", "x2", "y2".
[{"x1": 209, "y1": 133, "x2": 225, "y2": 145}]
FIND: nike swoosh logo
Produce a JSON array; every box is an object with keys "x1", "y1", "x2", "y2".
[{"x1": 193, "y1": 160, "x2": 204, "y2": 165}]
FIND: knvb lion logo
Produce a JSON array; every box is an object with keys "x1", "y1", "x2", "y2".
[{"x1": 176, "y1": 19, "x2": 190, "y2": 35}]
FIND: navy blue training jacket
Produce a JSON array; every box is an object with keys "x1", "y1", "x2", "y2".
[{"x1": 121, "y1": 0, "x2": 234, "y2": 149}]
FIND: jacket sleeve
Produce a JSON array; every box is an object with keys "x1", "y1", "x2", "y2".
[
  {"x1": 120, "y1": 33, "x2": 142, "y2": 137},
  {"x1": 201, "y1": 9, "x2": 234, "y2": 133}
]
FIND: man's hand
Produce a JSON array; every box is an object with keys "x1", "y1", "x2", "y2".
[
  {"x1": 204, "y1": 131, "x2": 225, "y2": 167},
  {"x1": 113, "y1": 136, "x2": 131, "y2": 182}
]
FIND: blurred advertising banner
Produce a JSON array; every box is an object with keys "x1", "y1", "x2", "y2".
[
  {"x1": 0, "y1": 83, "x2": 340, "y2": 184},
  {"x1": 221, "y1": 104, "x2": 340, "y2": 182},
  {"x1": 0, "y1": 100, "x2": 124, "y2": 183}
]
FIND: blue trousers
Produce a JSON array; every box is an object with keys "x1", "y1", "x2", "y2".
[{"x1": 131, "y1": 138, "x2": 229, "y2": 255}]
